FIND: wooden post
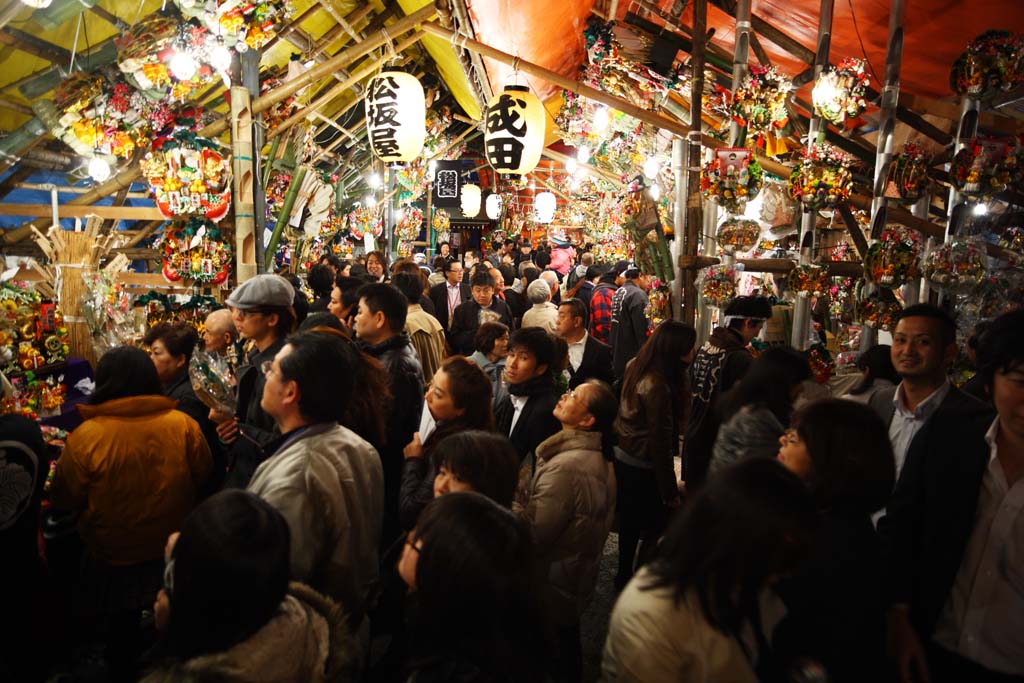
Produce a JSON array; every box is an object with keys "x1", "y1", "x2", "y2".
[
  {"x1": 682, "y1": 0, "x2": 707, "y2": 326},
  {"x1": 231, "y1": 86, "x2": 258, "y2": 284}
]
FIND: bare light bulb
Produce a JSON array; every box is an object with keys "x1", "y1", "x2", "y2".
[
  {"x1": 593, "y1": 107, "x2": 609, "y2": 133},
  {"x1": 365, "y1": 195, "x2": 377, "y2": 207},
  {"x1": 972, "y1": 203, "x2": 988, "y2": 216},
  {"x1": 88, "y1": 157, "x2": 111, "y2": 182},
  {"x1": 577, "y1": 145, "x2": 590, "y2": 163},
  {"x1": 210, "y1": 44, "x2": 233, "y2": 74},
  {"x1": 643, "y1": 156, "x2": 661, "y2": 179},
  {"x1": 566, "y1": 157, "x2": 578, "y2": 174},
  {"x1": 649, "y1": 184, "x2": 661, "y2": 201},
  {"x1": 367, "y1": 173, "x2": 382, "y2": 189}
]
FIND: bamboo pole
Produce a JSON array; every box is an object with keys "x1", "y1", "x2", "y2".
[
  {"x1": 419, "y1": 21, "x2": 694, "y2": 139},
  {"x1": 682, "y1": 0, "x2": 707, "y2": 326},
  {"x1": 0, "y1": 204, "x2": 166, "y2": 219},
  {"x1": 231, "y1": 86, "x2": 258, "y2": 284}
]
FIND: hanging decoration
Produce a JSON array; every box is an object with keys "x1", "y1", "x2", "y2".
[
  {"x1": 700, "y1": 149, "x2": 764, "y2": 213},
  {"x1": 828, "y1": 277, "x2": 857, "y2": 324},
  {"x1": 347, "y1": 206, "x2": 383, "y2": 241},
  {"x1": 921, "y1": 238, "x2": 989, "y2": 294},
  {"x1": 857, "y1": 288, "x2": 903, "y2": 331},
  {"x1": 116, "y1": 15, "x2": 218, "y2": 102},
  {"x1": 365, "y1": 71, "x2": 426, "y2": 162},
  {"x1": 950, "y1": 138, "x2": 1011, "y2": 199},
  {"x1": 460, "y1": 183, "x2": 482, "y2": 217},
  {"x1": 811, "y1": 58, "x2": 871, "y2": 126},
  {"x1": 950, "y1": 30, "x2": 1024, "y2": 99},
  {"x1": 787, "y1": 264, "x2": 829, "y2": 296},
  {"x1": 174, "y1": 0, "x2": 292, "y2": 52},
  {"x1": 697, "y1": 263, "x2": 743, "y2": 308},
  {"x1": 486, "y1": 193, "x2": 504, "y2": 220},
  {"x1": 998, "y1": 225, "x2": 1024, "y2": 254},
  {"x1": 157, "y1": 218, "x2": 232, "y2": 285},
  {"x1": 716, "y1": 218, "x2": 761, "y2": 253},
  {"x1": 645, "y1": 280, "x2": 673, "y2": 330},
  {"x1": 787, "y1": 144, "x2": 854, "y2": 210},
  {"x1": 864, "y1": 226, "x2": 923, "y2": 289},
  {"x1": 726, "y1": 65, "x2": 792, "y2": 151},
  {"x1": 395, "y1": 206, "x2": 424, "y2": 242},
  {"x1": 140, "y1": 133, "x2": 232, "y2": 221},
  {"x1": 484, "y1": 85, "x2": 545, "y2": 175},
  {"x1": 622, "y1": 187, "x2": 674, "y2": 282},
  {"x1": 432, "y1": 208, "x2": 451, "y2": 243},
  {"x1": 890, "y1": 143, "x2": 932, "y2": 204}
]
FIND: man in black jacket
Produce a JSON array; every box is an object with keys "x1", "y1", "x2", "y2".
[
  {"x1": 449, "y1": 270, "x2": 514, "y2": 356},
  {"x1": 427, "y1": 260, "x2": 469, "y2": 332},
  {"x1": 684, "y1": 295, "x2": 771, "y2": 491},
  {"x1": 494, "y1": 327, "x2": 561, "y2": 464},
  {"x1": 556, "y1": 297, "x2": 613, "y2": 389},
  {"x1": 354, "y1": 283, "x2": 425, "y2": 543},
  {"x1": 214, "y1": 274, "x2": 297, "y2": 489},
  {"x1": 609, "y1": 266, "x2": 650, "y2": 384}
]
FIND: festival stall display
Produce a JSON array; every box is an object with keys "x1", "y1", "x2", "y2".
[
  {"x1": 787, "y1": 144, "x2": 854, "y2": 210},
  {"x1": 811, "y1": 58, "x2": 871, "y2": 126},
  {"x1": 786, "y1": 264, "x2": 830, "y2": 296},
  {"x1": 715, "y1": 217, "x2": 762, "y2": 253},
  {"x1": 889, "y1": 144, "x2": 932, "y2": 204},
  {"x1": 141, "y1": 132, "x2": 232, "y2": 221},
  {"x1": 157, "y1": 218, "x2": 232, "y2": 285},
  {"x1": 173, "y1": 0, "x2": 292, "y2": 52},
  {"x1": 949, "y1": 138, "x2": 1013, "y2": 199},
  {"x1": 950, "y1": 30, "x2": 1024, "y2": 99},
  {"x1": 697, "y1": 263, "x2": 743, "y2": 308},
  {"x1": 701, "y1": 149, "x2": 764, "y2": 213},
  {"x1": 864, "y1": 226, "x2": 923, "y2": 289},
  {"x1": 720, "y1": 65, "x2": 793, "y2": 153}
]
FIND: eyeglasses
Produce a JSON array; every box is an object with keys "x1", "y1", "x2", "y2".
[{"x1": 232, "y1": 308, "x2": 265, "y2": 319}]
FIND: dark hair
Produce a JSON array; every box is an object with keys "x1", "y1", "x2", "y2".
[
  {"x1": 598, "y1": 269, "x2": 618, "y2": 285},
  {"x1": 319, "y1": 253, "x2": 344, "y2": 270},
  {"x1": 849, "y1": 344, "x2": 898, "y2": 395},
  {"x1": 250, "y1": 304, "x2": 297, "y2": 338},
  {"x1": 162, "y1": 490, "x2": 290, "y2": 660},
  {"x1": 463, "y1": 248, "x2": 481, "y2": 262},
  {"x1": 298, "y1": 313, "x2": 344, "y2": 333},
  {"x1": 438, "y1": 240, "x2": 450, "y2": 249},
  {"x1": 432, "y1": 256, "x2": 446, "y2": 271},
  {"x1": 442, "y1": 259, "x2": 463, "y2": 275},
  {"x1": 409, "y1": 492, "x2": 543, "y2": 678},
  {"x1": 349, "y1": 263, "x2": 368, "y2": 278},
  {"x1": 144, "y1": 322, "x2": 199, "y2": 363},
  {"x1": 497, "y1": 264, "x2": 516, "y2": 287},
  {"x1": 431, "y1": 431, "x2": 519, "y2": 507},
  {"x1": 469, "y1": 270, "x2": 495, "y2": 289},
  {"x1": 624, "y1": 267, "x2": 642, "y2": 279},
  {"x1": 621, "y1": 320, "x2": 697, "y2": 399},
  {"x1": 307, "y1": 264, "x2": 335, "y2": 299},
  {"x1": 643, "y1": 458, "x2": 817, "y2": 640},
  {"x1": 967, "y1": 319, "x2": 993, "y2": 352},
  {"x1": 475, "y1": 321, "x2": 510, "y2": 355},
  {"x1": 558, "y1": 298, "x2": 588, "y2": 325},
  {"x1": 977, "y1": 308, "x2": 1024, "y2": 393},
  {"x1": 334, "y1": 275, "x2": 365, "y2": 311},
  {"x1": 508, "y1": 327, "x2": 557, "y2": 376},
  {"x1": 585, "y1": 265, "x2": 604, "y2": 281},
  {"x1": 792, "y1": 399, "x2": 895, "y2": 515},
  {"x1": 366, "y1": 250, "x2": 388, "y2": 271},
  {"x1": 719, "y1": 346, "x2": 811, "y2": 424},
  {"x1": 392, "y1": 272, "x2": 425, "y2": 303},
  {"x1": 432, "y1": 356, "x2": 495, "y2": 432},
  {"x1": 895, "y1": 303, "x2": 957, "y2": 348},
  {"x1": 92, "y1": 346, "x2": 162, "y2": 404},
  {"x1": 523, "y1": 266, "x2": 541, "y2": 285},
  {"x1": 357, "y1": 283, "x2": 408, "y2": 333},
  {"x1": 724, "y1": 296, "x2": 773, "y2": 330},
  {"x1": 580, "y1": 380, "x2": 618, "y2": 461},
  {"x1": 278, "y1": 330, "x2": 358, "y2": 423},
  {"x1": 534, "y1": 251, "x2": 551, "y2": 270}
]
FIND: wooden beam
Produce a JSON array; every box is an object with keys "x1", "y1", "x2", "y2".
[
  {"x1": 0, "y1": 27, "x2": 72, "y2": 64},
  {"x1": 836, "y1": 204, "x2": 870, "y2": 259},
  {"x1": 541, "y1": 148, "x2": 626, "y2": 187},
  {"x1": 0, "y1": 203, "x2": 165, "y2": 220},
  {"x1": 679, "y1": 254, "x2": 864, "y2": 277},
  {"x1": 899, "y1": 92, "x2": 1024, "y2": 134},
  {"x1": 420, "y1": 21, "x2": 694, "y2": 139}
]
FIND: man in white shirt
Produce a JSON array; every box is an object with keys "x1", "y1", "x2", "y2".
[
  {"x1": 555, "y1": 298, "x2": 612, "y2": 390},
  {"x1": 885, "y1": 309, "x2": 1020, "y2": 683}
]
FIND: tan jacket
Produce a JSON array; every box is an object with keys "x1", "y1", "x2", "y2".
[
  {"x1": 519, "y1": 429, "x2": 615, "y2": 623},
  {"x1": 52, "y1": 396, "x2": 211, "y2": 565},
  {"x1": 247, "y1": 424, "x2": 384, "y2": 618},
  {"x1": 521, "y1": 301, "x2": 559, "y2": 333},
  {"x1": 405, "y1": 304, "x2": 446, "y2": 384},
  {"x1": 602, "y1": 568, "x2": 766, "y2": 683}
]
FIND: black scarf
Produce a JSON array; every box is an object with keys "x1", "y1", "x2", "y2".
[{"x1": 508, "y1": 374, "x2": 555, "y2": 397}]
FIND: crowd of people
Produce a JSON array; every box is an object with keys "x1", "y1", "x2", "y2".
[{"x1": 1, "y1": 237, "x2": 1022, "y2": 683}]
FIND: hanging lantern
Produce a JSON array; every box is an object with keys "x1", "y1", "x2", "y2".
[
  {"x1": 365, "y1": 71, "x2": 426, "y2": 162},
  {"x1": 485, "y1": 193, "x2": 503, "y2": 220},
  {"x1": 535, "y1": 191, "x2": 556, "y2": 223},
  {"x1": 484, "y1": 85, "x2": 544, "y2": 175},
  {"x1": 460, "y1": 183, "x2": 481, "y2": 217}
]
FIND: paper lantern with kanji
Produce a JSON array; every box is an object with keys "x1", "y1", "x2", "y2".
[
  {"x1": 365, "y1": 71, "x2": 426, "y2": 162},
  {"x1": 484, "y1": 85, "x2": 544, "y2": 175},
  {"x1": 460, "y1": 183, "x2": 481, "y2": 217}
]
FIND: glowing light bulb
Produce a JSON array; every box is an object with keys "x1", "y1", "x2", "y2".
[
  {"x1": 88, "y1": 157, "x2": 111, "y2": 182},
  {"x1": 577, "y1": 145, "x2": 590, "y2": 163},
  {"x1": 593, "y1": 107, "x2": 609, "y2": 133},
  {"x1": 566, "y1": 157, "x2": 578, "y2": 174},
  {"x1": 365, "y1": 195, "x2": 377, "y2": 207},
  {"x1": 367, "y1": 173, "x2": 382, "y2": 189},
  {"x1": 972, "y1": 203, "x2": 988, "y2": 216},
  {"x1": 210, "y1": 44, "x2": 233, "y2": 74},
  {"x1": 649, "y1": 184, "x2": 661, "y2": 201},
  {"x1": 169, "y1": 50, "x2": 198, "y2": 81},
  {"x1": 643, "y1": 156, "x2": 660, "y2": 179}
]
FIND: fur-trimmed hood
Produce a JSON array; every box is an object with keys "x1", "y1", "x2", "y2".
[{"x1": 140, "y1": 582, "x2": 358, "y2": 683}]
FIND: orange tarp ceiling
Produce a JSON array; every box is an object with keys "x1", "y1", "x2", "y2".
[{"x1": 465, "y1": 0, "x2": 1024, "y2": 104}]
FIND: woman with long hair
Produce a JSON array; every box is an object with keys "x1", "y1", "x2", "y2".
[
  {"x1": 613, "y1": 320, "x2": 697, "y2": 590},
  {"x1": 773, "y1": 399, "x2": 896, "y2": 682},
  {"x1": 400, "y1": 356, "x2": 495, "y2": 529},
  {"x1": 520, "y1": 379, "x2": 619, "y2": 682},
  {"x1": 602, "y1": 458, "x2": 818, "y2": 682},
  {"x1": 709, "y1": 346, "x2": 811, "y2": 476},
  {"x1": 397, "y1": 492, "x2": 547, "y2": 681}
]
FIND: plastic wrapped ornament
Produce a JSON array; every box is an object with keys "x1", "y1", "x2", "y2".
[{"x1": 921, "y1": 238, "x2": 988, "y2": 295}]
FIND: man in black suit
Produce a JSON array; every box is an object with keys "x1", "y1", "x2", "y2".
[
  {"x1": 427, "y1": 260, "x2": 468, "y2": 332},
  {"x1": 494, "y1": 327, "x2": 561, "y2": 464},
  {"x1": 555, "y1": 297, "x2": 613, "y2": 390},
  {"x1": 449, "y1": 269, "x2": 514, "y2": 356},
  {"x1": 877, "y1": 306, "x2": 1021, "y2": 683}
]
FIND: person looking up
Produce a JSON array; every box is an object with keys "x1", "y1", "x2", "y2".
[
  {"x1": 686, "y1": 295, "x2": 772, "y2": 491},
  {"x1": 556, "y1": 297, "x2": 613, "y2": 389},
  {"x1": 213, "y1": 274, "x2": 297, "y2": 489}
]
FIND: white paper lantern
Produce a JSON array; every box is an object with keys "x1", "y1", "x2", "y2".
[
  {"x1": 484, "y1": 85, "x2": 544, "y2": 175},
  {"x1": 20, "y1": 0, "x2": 53, "y2": 7},
  {"x1": 365, "y1": 71, "x2": 426, "y2": 162},
  {"x1": 485, "y1": 193, "x2": 503, "y2": 220},
  {"x1": 461, "y1": 183, "x2": 481, "y2": 217},
  {"x1": 534, "y1": 191, "x2": 556, "y2": 224}
]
